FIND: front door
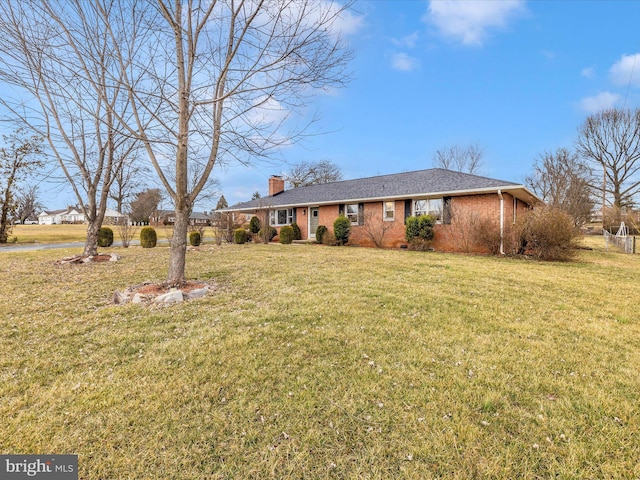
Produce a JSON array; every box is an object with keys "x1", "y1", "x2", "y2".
[{"x1": 309, "y1": 207, "x2": 319, "y2": 239}]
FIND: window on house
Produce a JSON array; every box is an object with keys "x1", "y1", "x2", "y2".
[
  {"x1": 414, "y1": 200, "x2": 428, "y2": 216},
  {"x1": 413, "y1": 199, "x2": 443, "y2": 223},
  {"x1": 346, "y1": 203, "x2": 359, "y2": 225},
  {"x1": 384, "y1": 201, "x2": 395, "y2": 221},
  {"x1": 270, "y1": 208, "x2": 293, "y2": 226}
]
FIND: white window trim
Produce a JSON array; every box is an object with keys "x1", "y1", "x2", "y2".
[
  {"x1": 346, "y1": 203, "x2": 359, "y2": 225},
  {"x1": 383, "y1": 201, "x2": 395, "y2": 221},
  {"x1": 270, "y1": 208, "x2": 293, "y2": 226},
  {"x1": 413, "y1": 198, "x2": 443, "y2": 224}
]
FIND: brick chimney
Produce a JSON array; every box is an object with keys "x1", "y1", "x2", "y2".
[{"x1": 268, "y1": 175, "x2": 285, "y2": 196}]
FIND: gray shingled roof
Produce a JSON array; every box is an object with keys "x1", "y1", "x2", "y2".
[{"x1": 221, "y1": 168, "x2": 538, "y2": 211}]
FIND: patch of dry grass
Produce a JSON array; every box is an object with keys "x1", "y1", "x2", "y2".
[
  {"x1": 1, "y1": 239, "x2": 639, "y2": 478},
  {"x1": 4, "y1": 224, "x2": 222, "y2": 246},
  {"x1": 8, "y1": 224, "x2": 88, "y2": 244}
]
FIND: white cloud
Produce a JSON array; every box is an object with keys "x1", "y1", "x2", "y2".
[
  {"x1": 581, "y1": 66, "x2": 595, "y2": 78},
  {"x1": 391, "y1": 31, "x2": 420, "y2": 49},
  {"x1": 579, "y1": 91, "x2": 620, "y2": 113},
  {"x1": 609, "y1": 53, "x2": 640, "y2": 87},
  {"x1": 251, "y1": 1, "x2": 364, "y2": 39},
  {"x1": 425, "y1": 0, "x2": 527, "y2": 47},
  {"x1": 247, "y1": 96, "x2": 290, "y2": 126},
  {"x1": 391, "y1": 53, "x2": 420, "y2": 72}
]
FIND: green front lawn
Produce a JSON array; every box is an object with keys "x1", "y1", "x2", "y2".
[{"x1": 1, "y1": 239, "x2": 638, "y2": 478}]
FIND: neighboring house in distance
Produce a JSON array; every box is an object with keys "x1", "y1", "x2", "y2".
[
  {"x1": 38, "y1": 208, "x2": 70, "y2": 225},
  {"x1": 218, "y1": 168, "x2": 541, "y2": 253},
  {"x1": 102, "y1": 208, "x2": 128, "y2": 225},
  {"x1": 150, "y1": 210, "x2": 213, "y2": 227},
  {"x1": 38, "y1": 206, "x2": 127, "y2": 225}
]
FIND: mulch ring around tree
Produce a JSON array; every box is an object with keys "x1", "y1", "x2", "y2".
[{"x1": 113, "y1": 280, "x2": 217, "y2": 306}]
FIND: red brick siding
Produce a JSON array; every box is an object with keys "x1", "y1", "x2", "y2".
[
  {"x1": 295, "y1": 207, "x2": 308, "y2": 239},
  {"x1": 251, "y1": 193, "x2": 530, "y2": 252}
]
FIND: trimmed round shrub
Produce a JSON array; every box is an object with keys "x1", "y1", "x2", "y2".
[
  {"x1": 257, "y1": 226, "x2": 277, "y2": 243},
  {"x1": 290, "y1": 222, "x2": 302, "y2": 240},
  {"x1": 97, "y1": 227, "x2": 114, "y2": 247},
  {"x1": 279, "y1": 225, "x2": 295, "y2": 244},
  {"x1": 189, "y1": 231, "x2": 201, "y2": 246},
  {"x1": 249, "y1": 216, "x2": 261, "y2": 234},
  {"x1": 140, "y1": 226, "x2": 157, "y2": 248},
  {"x1": 333, "y1": 215, "x2": 351, "y2": 246},
  {"x1": 315, "y1": 225, "x2": 328, "y2": 244},
  {"x1": 234, "y1": 228, "x2": 248, "y2": 244},
  {"x1": 405, "y1": 214, "x2": 435, "y2": 242}
]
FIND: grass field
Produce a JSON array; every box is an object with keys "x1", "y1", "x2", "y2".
[
  {"x1": 5, "y1": 224, "x2": 219, "y2": 245},
  {"x1": 1, "y1": 238, "x2": 639, "y2": 479},
  {"x1": 7, "y1": 224, "x2": 89, "y2": 243}
]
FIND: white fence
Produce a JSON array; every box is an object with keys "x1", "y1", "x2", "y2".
[{"x1": 603, "y1": 229, "x2": 636, "y2": 254}]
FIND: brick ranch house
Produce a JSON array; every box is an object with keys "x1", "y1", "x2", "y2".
[
  {"x1": 220, "y1": 168, "x2": 541, "y2": 253},
  {"x1": 149, "y1": 210, "x2": 212, "y2": 227}
]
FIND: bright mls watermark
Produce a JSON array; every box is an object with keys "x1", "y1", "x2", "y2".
[{"x1": 1, "y1": 455, "x2": 77, "y2": 479}]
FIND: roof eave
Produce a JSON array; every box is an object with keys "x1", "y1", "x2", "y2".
[{"x1": 219, "y1": 184, "x2": 541, "y2": 213}]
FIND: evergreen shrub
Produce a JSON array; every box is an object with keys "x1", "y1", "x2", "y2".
[
  {"x1": 333, "y1": 215, "x2": 351, "y2": 246},
  {"x1": 249, "y1": 216, "x2": 261, "y2": 234},
  {"x1": 140, "y1": 226, "x2": 157, "y2": 248},
  {"x1": 234, "y1": 228, "x2": 248, "y2": 244},
  {"x1": 97, "y1": 227, "x2": 114, "y2": 247},
  {"x1": 189, "y1": 231, "x2": 201, "y2": 246},
  {"x1": 290, "y1": 222, "x2": 302, "y2": 240},
  {"x1": 315, "y1": 225, "x2": 328, "y2": 244},
  {"x1": 279, "y1": 225, "x2": 295, "y2": 244}
]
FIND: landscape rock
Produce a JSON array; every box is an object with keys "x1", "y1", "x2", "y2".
[
  {"x1": 112, "y1": 280, "x2": 215, "y2": 306},
  {"x1": 131, "y1": 293, "x2": 145, "y2": 304},
  {"x1": 113, "y1": 290, "x2": 128, "y2": 305},
  {"x1": 185, "y1": 288, "x2": 209, "y2": 300},
  {"x1": 154, "y1": 289, "x2": 184, "y2": 304}
]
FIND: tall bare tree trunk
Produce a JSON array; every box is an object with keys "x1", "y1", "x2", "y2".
[{"x1": 168, "y1": 206, "x2": 190, "y2": 286}]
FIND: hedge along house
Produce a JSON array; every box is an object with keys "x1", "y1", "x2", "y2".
[{"x1": 219, "y1": 168, "x2": 540, "y2": 253}]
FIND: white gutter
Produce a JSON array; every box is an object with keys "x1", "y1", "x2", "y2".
[{"x1": 498, "y1": 189, "x2": 505, "y2": 255}]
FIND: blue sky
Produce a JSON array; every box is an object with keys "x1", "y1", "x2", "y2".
[
  {"x1": 14, "y1": 0, "x2": 640, "y2": 210},
  {"x1": 218, "y1": 0, "x2": 640, "y2": 208}
]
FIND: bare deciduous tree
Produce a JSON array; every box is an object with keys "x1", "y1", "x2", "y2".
[
  {"x1": 109, "y1": 146, "x2": 149, "y2": 214},
  {"x1": 432, "y1": 143, "x2": 484, "y2": 175},
  {"x1": 116, "y1": 217, "x2": 137, "y2": 249},
  {"x1": 1, "y1": 0, "x2": 353, "y2": 281},
  {"x1": 576, "y1": 108, "x2": 640, "y2": 223},
  {"x1": 0, "y1": 0, "x2": 138, "y2": 256},
  {"x1": 15, "y1": 185, "x2": 44, "y2": 224},
  {"x1": 361, "y1": 209, "x2": 394, "y2": 248},
  {"x1": 0, "y1": 131, "x2": 43, "y2": 242},
  {"x1": 441, "y1": 202, "x2": 481, "y2": 253},
  {"x1": 284, "y1": 160, "x2": 343, "y2": 188},
  {"x1": 111, "y1": 0, "x2": 353, "y2": 284},
  {"x1": 525, "y1": 148, "x2": 594, "y2": 226}
]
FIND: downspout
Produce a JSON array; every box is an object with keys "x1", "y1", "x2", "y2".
[{"x1": 498, "y1": 190, "x2": 505, "y2": 255}]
